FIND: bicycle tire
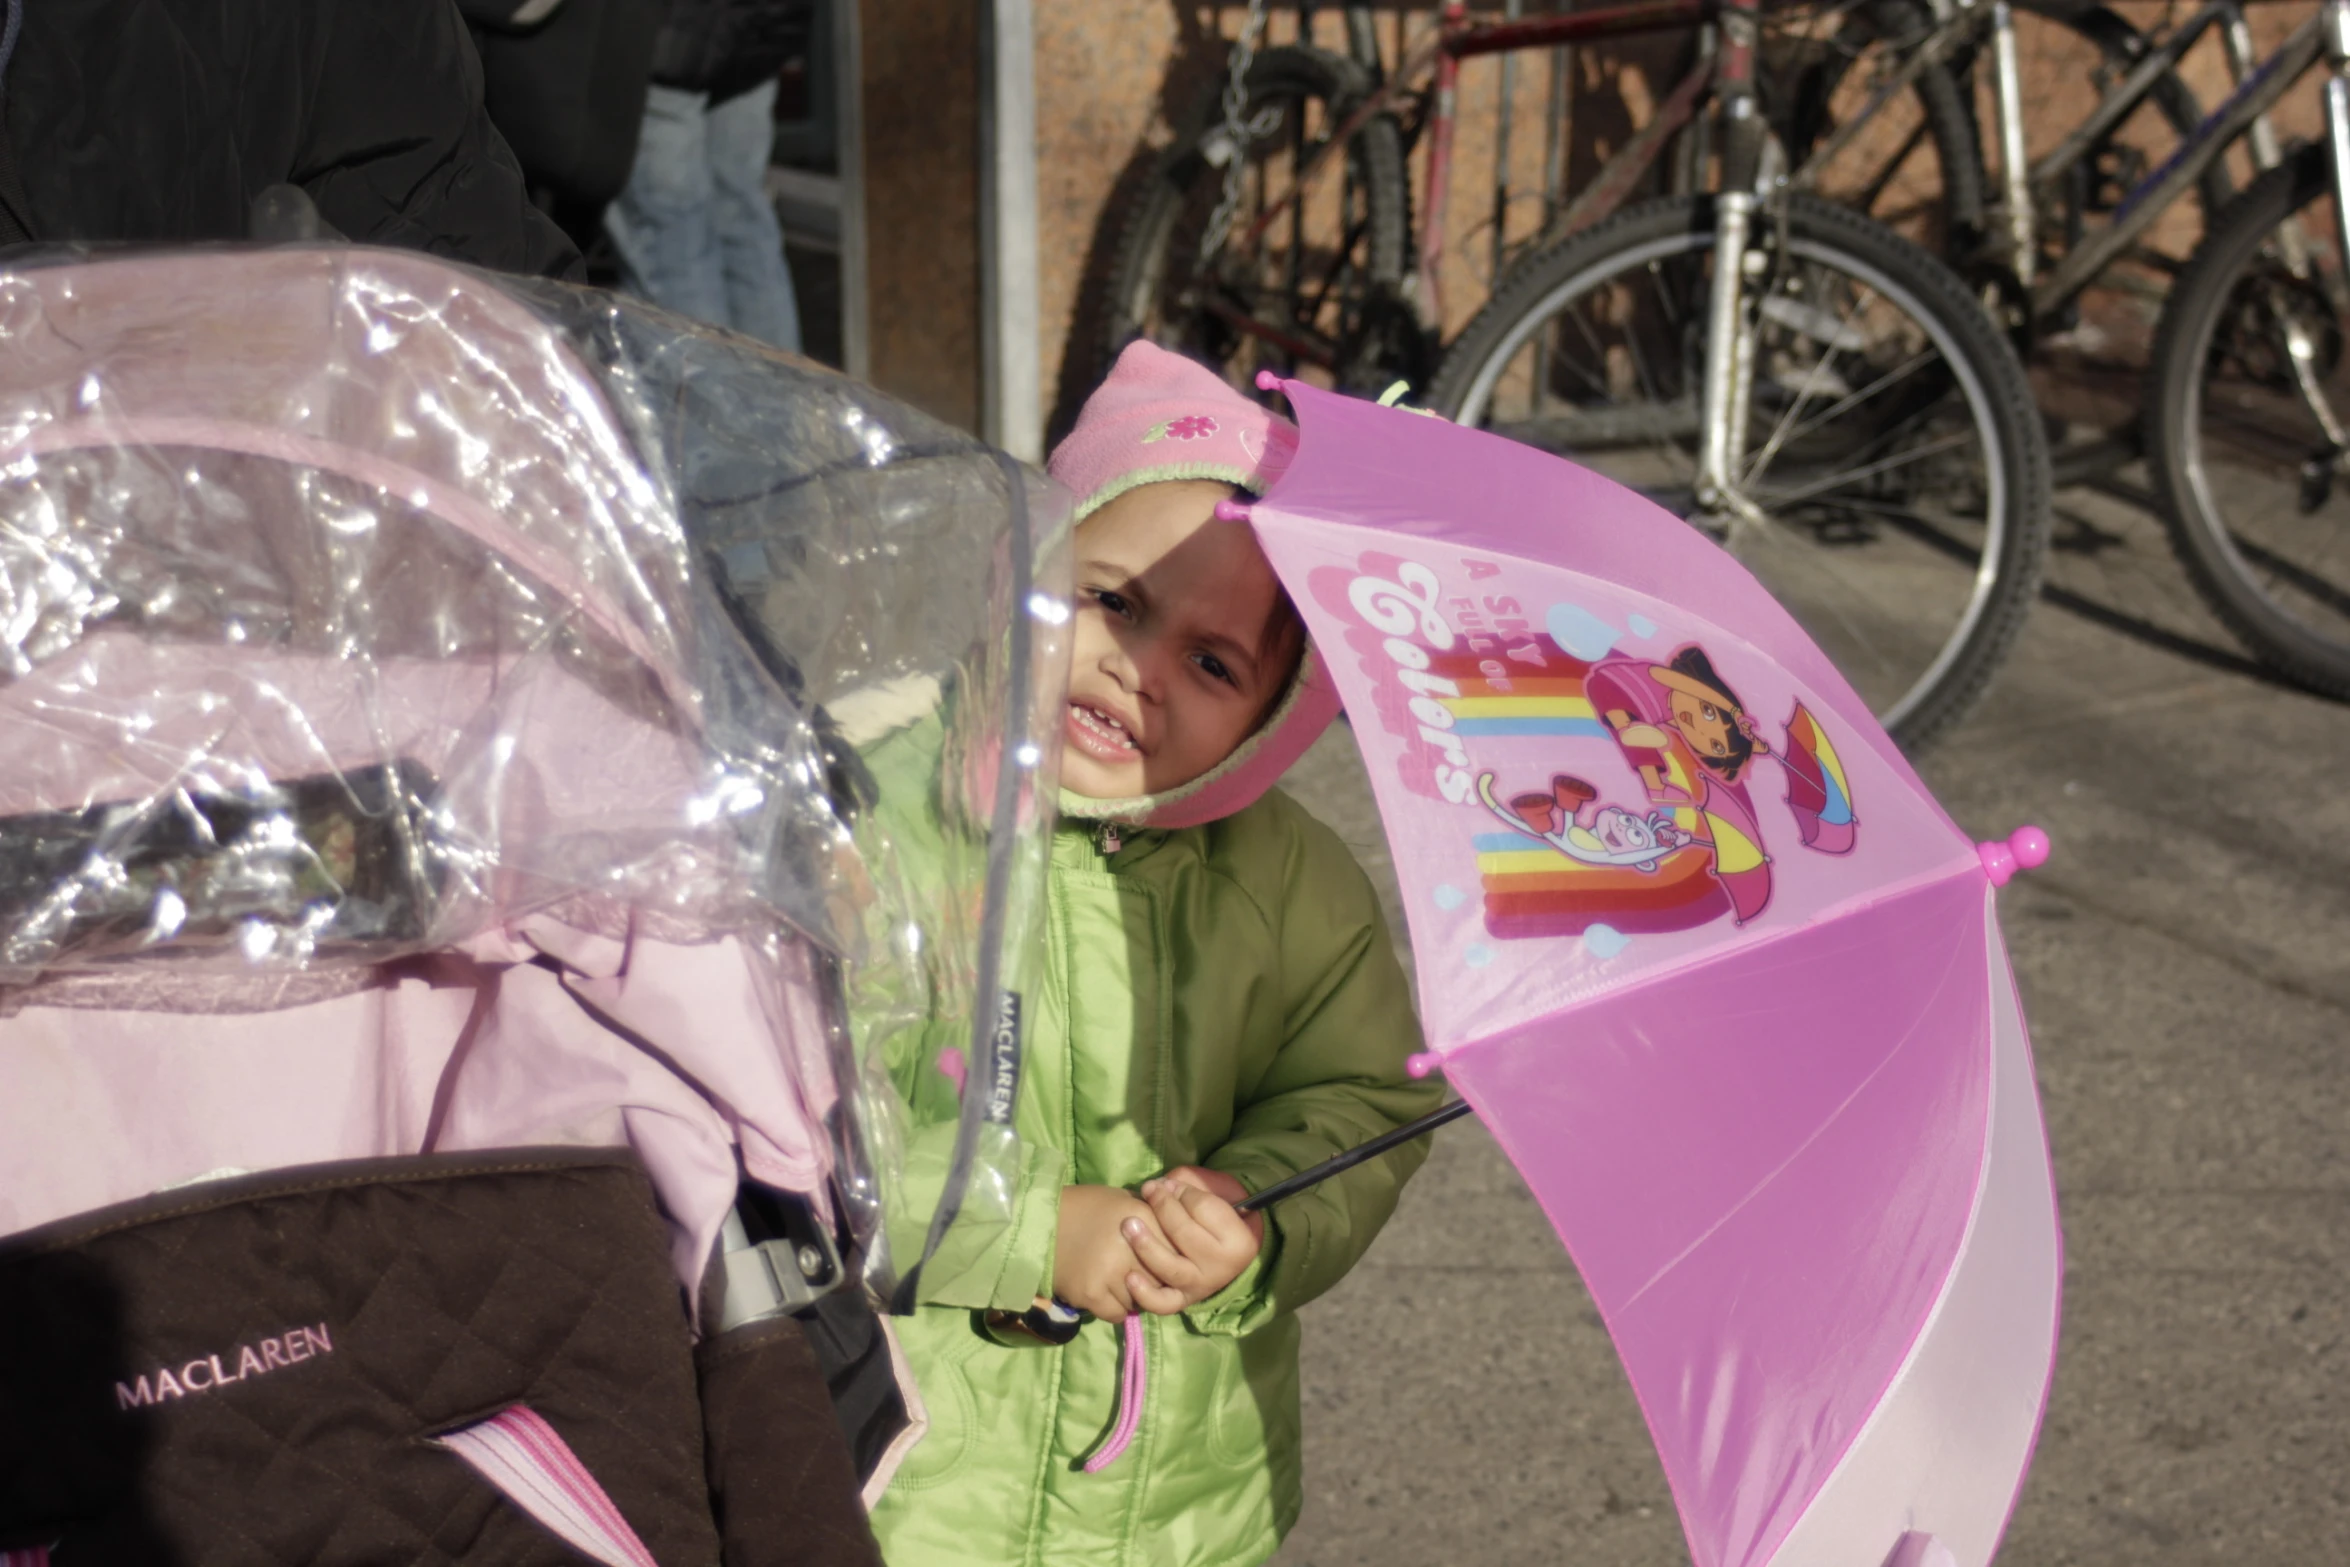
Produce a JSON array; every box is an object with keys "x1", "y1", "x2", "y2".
[
  {"x1": 2146, "y1": 145, "x2": 2350, "y2": 697},
  {"x1": 1429, "y1": 192, "x2": 2052, "y2": 749},
  {"x1": 1103, "y1": 44, "x2": 1414, "y2": 394}
]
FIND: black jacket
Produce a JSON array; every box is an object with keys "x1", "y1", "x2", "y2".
[
  {"x1": 650, "y1": 0, "x2": 805, "y2": 105},
  {"x1": 1, "y1": 0, "x2": 580, "y2": 278}
]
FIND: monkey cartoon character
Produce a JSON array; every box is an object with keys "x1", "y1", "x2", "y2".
[{"x1": 1475, "y1": 771, "x2": 1693, "y2": 873}]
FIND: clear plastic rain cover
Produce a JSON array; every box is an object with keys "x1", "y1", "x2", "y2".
[{"x1": 0, "y1": 247, "x2": 1070, "y2": 1307}]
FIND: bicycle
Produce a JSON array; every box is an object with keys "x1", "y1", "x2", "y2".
[
  {"x1": 1106, "y1": 0, "x2": 1989, "y2": 393},
  {"x1": 1783, "y1": 0, "x2": 2268, "y2": 443},
  {"x1": 1435, "y1": 0, "x2": 2350, "y2": 701},
  {"x1": 1751, "y1": 0, "x2": 2350, "y2": 693},
  {"x1": 1103, "y1": 1, "x2": 2230, "y2": 386},
  {"x1": 1780, "y1": 0, "x2": 2350, "y2": 691},
  {"x1": 1109, "y1": 1, "x2": 2054, "y2": 747},
  {"x1": 2138, "y1": 6, "x2": 2350, "y2": 695}
]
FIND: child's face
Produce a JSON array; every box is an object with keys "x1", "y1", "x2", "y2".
[{"x1": 1064, "y1": 480, "x2": 1293, "y2": 800}]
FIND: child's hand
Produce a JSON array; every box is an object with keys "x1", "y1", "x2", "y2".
[
  {"x1": 1122, "y1": 1166, "x2": 1266, "y2": 1313},
  {"x1": 1053, "y1": 1184, "x2": 1166, "y2": 1323}
]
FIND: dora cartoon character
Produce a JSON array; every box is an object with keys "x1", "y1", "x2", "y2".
[
  {"x1": 1601, "y1": 645, "x2": 1771, "y2": 795},
  {"x1": 1585, "y1": 644, "x2": 1776, "y2": 923},
  {"x1": 1590, "y1": 642, "x2": 1860, "y2": 857}
]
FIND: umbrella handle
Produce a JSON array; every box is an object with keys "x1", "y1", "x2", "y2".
[
  {"x1": 1235, "y1": 1099, "x2": 1474, "y2": 1213},
  {"x1": 992, "y1": 1099, "x2": 1477, "y2": 1342}
]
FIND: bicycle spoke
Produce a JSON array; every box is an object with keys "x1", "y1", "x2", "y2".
[
  {"x1": 1554, "y1": 295, "x2": 1625, "y2": 404},
  {"x1": 1624, "y1": 283, "x2": 1694, "y2": 459},
  {"x1": 1753, "y1": 428, "x2": 1977, "y2": 510},
  {"x1": 1743, "y1": 279, "x2": 1877, "y2": 480},
  {"x1": 1749, "y1": 344, "x2": 1940, "y2": 466},
  {"x1": 1303, "y1": 212, "x2": 1371, "y2": 324},
  {"x1": 1286, "y1": 103, "x2": 1306, "y2": 307},
  {"x1": 1735, "y1": 518, "x2": 1909, "y2": 673}
]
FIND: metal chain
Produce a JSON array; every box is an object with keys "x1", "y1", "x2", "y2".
[{"x1": 1196, "y1": 0, "x2": 1275, "y2": 267}]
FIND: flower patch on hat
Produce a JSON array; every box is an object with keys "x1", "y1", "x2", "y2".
[{"x1": 1141, "y1": 414, "x2": 1220, "y2": 444}]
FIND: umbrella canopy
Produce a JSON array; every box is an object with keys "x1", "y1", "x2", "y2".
[{"x1": 1242, "y1": 381, "x2": 2061, "y2": 1567}]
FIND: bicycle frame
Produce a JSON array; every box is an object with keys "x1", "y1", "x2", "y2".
[
  {"x1": 1238, "y1": 0, "x2": 1739, "y2": 336},
  {"x1": 1777, "y1": 0, "x2": 2313, "y2": 303},
  {"x1": 1427, "y1": 0, "x2": 1774, "y2": 515},
  {"x1": 1901, "y1": 0, "x2": 2350, "y2": 458},
  {"x1": 1421, "y1": 0, "x2": 1742, "y2": 324},
  {"x1": 2022, "y1": 0, "x2": 2341, "y2": 318},
  {"x1": 1235, "y1": 0, "x2": 2343, "y2": 365},
  {"x1": 1265, "y1": 0, "x2": 1776, "y2": 513}
]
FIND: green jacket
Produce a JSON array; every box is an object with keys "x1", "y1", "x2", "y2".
[{"x1": 867, "y1": 790, "x2": 1439, "y2": 1567}]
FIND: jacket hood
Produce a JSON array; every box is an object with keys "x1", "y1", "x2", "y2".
[{"x1": 1048, "y1": 343, "x2": 1336, "y2": 828}]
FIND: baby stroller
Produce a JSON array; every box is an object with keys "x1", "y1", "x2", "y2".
[{"x1": 0, "y1": 246, "x2": 1068, "y2": 1564}]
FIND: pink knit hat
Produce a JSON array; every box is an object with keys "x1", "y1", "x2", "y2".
[{"x1": 1046, "y1": 342, "x2": 1341, "y2": 830}]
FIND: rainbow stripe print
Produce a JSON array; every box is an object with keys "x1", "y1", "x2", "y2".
[{"x1": 1439, "y1": 673, "x2": 1609, "y2": 740}]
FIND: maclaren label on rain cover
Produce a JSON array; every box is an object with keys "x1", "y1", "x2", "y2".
[
  {"x1": 114, "y1": 1323, "x2": 335, "y2": 1409},
  {"x1": 1299, "y1": 545, "x2": 1869, "y2": 992}
]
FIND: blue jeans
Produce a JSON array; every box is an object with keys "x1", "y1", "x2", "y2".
[{"x1": 606, "y1": 81, "x2": 802, "y2": 354}]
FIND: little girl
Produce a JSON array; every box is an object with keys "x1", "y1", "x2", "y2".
[{"x1": 867, "y1": 344, "x2": 1441, "y2": 1567}]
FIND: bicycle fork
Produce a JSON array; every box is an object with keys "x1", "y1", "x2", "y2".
[{"x1": 1694, "y1": 0, "x2": 1769, "y2": 530}]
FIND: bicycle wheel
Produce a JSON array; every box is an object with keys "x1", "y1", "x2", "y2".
[
  {"x1": 2147, "y1": 146, "x2": 2350, "y2": 696},
  {"x1": 1103, "y1": 44, "x2": 1414, "y2": 395},
  {"x1": 1429, "y1": 193, "x2": 2052, "y2": 748},
  {"x1": 1766, "y1": 0, "x2": 1985, "y2": 255}
]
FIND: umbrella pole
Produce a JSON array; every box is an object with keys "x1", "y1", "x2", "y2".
[{"x1": 1236, "y1": 1099, "x2": 1475, "y2": 1213}]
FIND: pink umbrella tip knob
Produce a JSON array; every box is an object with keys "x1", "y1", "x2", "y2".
[
  {"x1": 1406, "y1": 1051, "x2": 1442, "y2": 1079},
  {"x1": 1979, "y1": 825, "x2": 2051, "y2": 886},
  {"x1": 1213, "y1": 497, "x2": 1254, "y2": 523},
  {"x1": 1254, "y1": 369, "x2": 1284, "y2": 392}
]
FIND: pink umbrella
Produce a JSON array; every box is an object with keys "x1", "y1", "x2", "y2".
[{"x1": 1233, "y1": 379, "x2": 2061, "y2": 1567}]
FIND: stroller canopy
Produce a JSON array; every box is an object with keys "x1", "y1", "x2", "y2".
[{"x1": 0, "y1": 246, "x2": 1068, "y2": 1304}]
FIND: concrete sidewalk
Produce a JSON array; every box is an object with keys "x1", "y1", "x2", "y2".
[{"x1": 1270, "y1": 480, "x2": 2350, "y2": 1566}]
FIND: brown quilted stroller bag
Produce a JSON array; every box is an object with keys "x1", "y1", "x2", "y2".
[{"x1": 0, "y1": 1150, "x2": 800, "y2": 1565}]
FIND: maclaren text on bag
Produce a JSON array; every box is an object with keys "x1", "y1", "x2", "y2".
[{"x1": 114, "y1": 1324, "x2": 335, "y2": 1408}]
